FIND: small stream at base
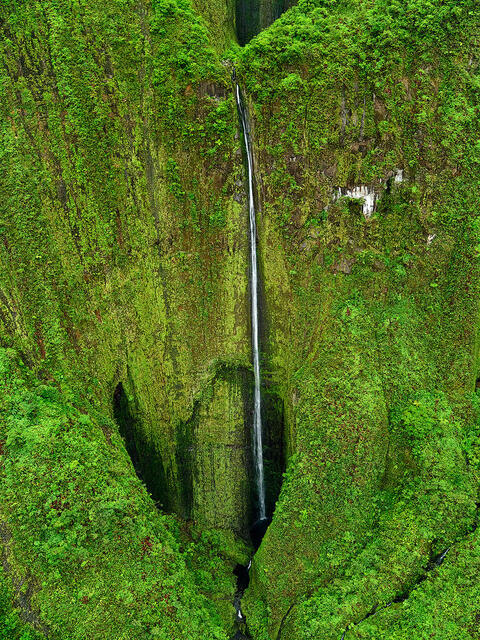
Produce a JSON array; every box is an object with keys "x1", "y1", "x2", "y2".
[
  {"x1": 232, "y1": 518, "x2": 270, "y2": 638},
  {"x1": 233, "y1": 561, "x2": 251, "y2": 635}
]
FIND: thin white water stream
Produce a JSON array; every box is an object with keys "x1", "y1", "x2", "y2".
[{"x1": 235, "y1": 81, "x2": 266, "y2": 521}]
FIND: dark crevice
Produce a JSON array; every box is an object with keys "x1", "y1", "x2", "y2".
[
  {"x1": 113, "y1": 383, "x2": 141, "y2": 471},
  {"x1": 235, "y1": 0, "x2": 260, "y2": 45},
  {"x1": 233, "y1": 562, "x2": 251, "y2": 639},
  {"x1": 175, "y1": 401, "x2": 196, "y2": 519},
  {"x1": 340, "y1": 547, "x2": 451, "y2": 638},
  {"x1": 113, "y1": 382, "x2": 170, "y2": 509},
  {"x1": 248, "y1": 382, "x2": 284, "y2": 533},
  {"x1": 0, "y1": 522, "x2": 51, "y2": 637},
  {"x1": 250, "y1": 516, "x2": 270, "y2": 550},
  {"x1": 277, "y1": 602, "x2": 295, "y2": 640}
]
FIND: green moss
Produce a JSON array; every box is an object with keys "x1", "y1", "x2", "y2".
[
  {"x1": 0, "y1": 0, "x2": 251, "y2": 537},
  {"x1": 0, "y1": 566, "x2": 43, "y2": 640},
  {"x1": 0, "y1": 348, "x2": 231, "y2": 639},
  {"x1": 1, "y1": 0, "x2": 480, "y2": 638},
  {"x1": 236, "y1": 1, "x2": 480, "y2": 637}
]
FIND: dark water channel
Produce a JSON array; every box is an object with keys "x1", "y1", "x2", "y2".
[{"x1": 231, "y1": 518, "x2": 270, "y2": 639}]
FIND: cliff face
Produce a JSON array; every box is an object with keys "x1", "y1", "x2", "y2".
[
  {"x1": 235, "y1": 0, "x2": 297, "y2": 45},
  {"x1": 239, "y1": 3, "x2": 480, "y2": 637},
  {"x1": 0, "y1": 2, "x2": 252, "y2": 636},
  {"x1": 1, "y1": 0, "x2": 480, "y2": 639},
  {"x1": 0, "y1": 0, "x2": 257, "y2": 532}
]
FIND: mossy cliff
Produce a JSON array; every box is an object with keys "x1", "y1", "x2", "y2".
[
  {"x1": 1, "y1": 0, "x2": 480, "y2": 639},
  {"x1": 0, "y1": 0, "x2": 256, "y2": 531},
  {"x1": 239, "y1": 2, "x2": 480, "y2": 637},
  {"x1": 0, "y1": 1, "x2": 251, "y2": 635},
  {"x1": 236, "y1": 0, "x2": 297, "y2": 45}
]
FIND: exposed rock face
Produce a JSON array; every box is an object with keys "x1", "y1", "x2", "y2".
[
  {"x1": 236, "y1": 0, "x2": 297, "y2": 45},
  {"x1": 192, "y1": 368, "x2": 253, "y2": 535}
]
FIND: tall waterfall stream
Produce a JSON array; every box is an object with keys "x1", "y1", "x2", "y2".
[
  {"x1": 232, "y1": 73, "x2": 268, "y2": 637},
  {"x1": 235, "y1": 80, "x2": 267, "y2": 522}
]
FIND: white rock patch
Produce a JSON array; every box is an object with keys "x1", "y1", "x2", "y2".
[
  {"x1": 335, "y1": 186, "x2": 378, "y2": 218},
  {"x1": 333, "y1": 168, "x2": 405, "y2": 219}
]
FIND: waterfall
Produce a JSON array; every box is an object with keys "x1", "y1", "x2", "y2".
[{"x1": 235, "y1": 79, "x2": 266, "y2": 522}]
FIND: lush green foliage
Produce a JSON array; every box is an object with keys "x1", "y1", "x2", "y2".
[
  {"x1": 236, "y1": 1, "x2": 480, "y2": 638},
  {"x1": 0, "y1": 349, "x2": 231, "y2": 639},
  {"x1": 0, "y1": 0, "x2": 479, "y2": 639}
]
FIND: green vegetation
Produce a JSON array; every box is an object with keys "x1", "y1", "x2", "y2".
[
  {"x1": 236, "y1": 0, "x2": 480, "y2": 637},
  {"x1": 0, "y1": 348, "x2": 233, "y2": 639},
  {"x1": 0, "y1": 0, "x2": 479, "y2": 638}
]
